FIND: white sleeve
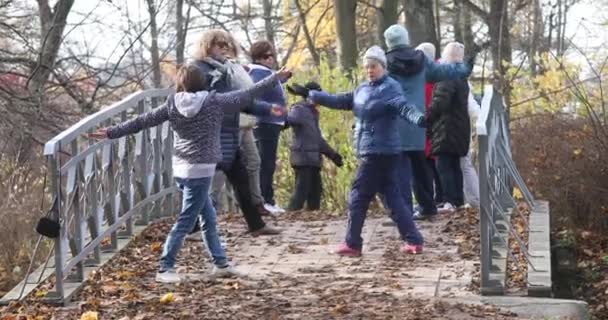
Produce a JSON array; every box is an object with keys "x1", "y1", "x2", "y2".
[{"x1": 467, "y1": 82, "x2": 480, "y2": 121}]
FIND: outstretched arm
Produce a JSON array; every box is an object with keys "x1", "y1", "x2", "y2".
[
  {"x1": 387, "y1": 95, "x2": 425, "y2": 126},
  {"x1": 426, "y1": 56, "x2": 471, "y2": 83},
  {"x1": 205, "y1": 67, "x2": 291, "y2": 114},
  {"x1": 206, "y1": 72, "x2": 280, "y2": 114},
  {"x1": 246, "y1": 99, "x2": 279, "y2": 116},
  {"x1": 308, "y1": 90, "x2": 354, "y2": 111},
  {"x1": 105, "y1": 103, "x2": 170, "y2": 139}
]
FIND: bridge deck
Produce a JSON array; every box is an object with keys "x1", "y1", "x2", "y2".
[{"x1": 32, "y1": 210, "x2": 526, "y2": 319}]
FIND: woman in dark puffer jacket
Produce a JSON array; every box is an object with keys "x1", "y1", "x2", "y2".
[{"x1": 428, "y1": 42, "x2": 471, "y2": 213}]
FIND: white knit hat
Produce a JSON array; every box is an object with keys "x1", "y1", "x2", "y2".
[
  {"x1": 441, "y1": 42, "x2": 465, "y2": 63},
  {"x1": 363, "y1": 45, "x2": 387, "y2": 68},
  {"x1": 416, "y1": 42, "x2": 436, "y2": 61}
]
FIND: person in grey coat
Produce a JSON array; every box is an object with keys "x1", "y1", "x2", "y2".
[{"x1": 285, "y1": 82, "x2": 343, "y2": 211}]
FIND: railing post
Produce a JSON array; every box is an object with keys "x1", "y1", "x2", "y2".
[
  {"x1": 101, "y1": 132, "x2": 119, "y2": 250},
  {"x1": 70, "y1": 141, "x2": 85, "y2": 281},
  {"x1": 151, "y1": 97, "x2": 162, "y2": 219},
  {"x1": 85, "y1": 133, "x2": 102, "y2": 264},
  {"x1": 134, "y1": 100, "x2": 150, "y2": 225},
  {"x1": 118, "y1": 111, "x2": 133, "y2": 237},
  {"x1": 49, "y1": 154, "x2": 65, "y2": 301},
  {"x1": 161, "y1": 121, "x2": 174, "y2": 216},
  {"x1": 478, "y1": 131, "x2": 492, "y2": 293}
]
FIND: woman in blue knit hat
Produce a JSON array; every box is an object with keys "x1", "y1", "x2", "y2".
[{"x1": 288, "y1": 46, "x2": 426, "y2": 256}]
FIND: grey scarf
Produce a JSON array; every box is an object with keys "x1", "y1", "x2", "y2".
[{"x1": 204, "y1": 57, "x2": 257, "y2": 128}]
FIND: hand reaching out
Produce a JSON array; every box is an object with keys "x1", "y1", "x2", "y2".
[
  {"x1": 88, "y1": 128, "x2": 109, "y2": 140},
  {"x1": 271, "y1": 105, "x2": 284, "y2": 117},
  {"x1": 276, "y1": 67, "x2": 293, "y2": 82}
]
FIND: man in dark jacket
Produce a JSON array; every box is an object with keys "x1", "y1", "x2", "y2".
[
  {"x1": 382, "y1": 24, "x2": 476, "y2": 221},
  {"x1": 428, "y1": 42, "x2": 471, "y2": 212},
  {"x1": 285, "y1": 82, "x2": 343, "y2": 211}
]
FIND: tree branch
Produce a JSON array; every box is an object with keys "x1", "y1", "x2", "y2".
[{"x1": 458, "y1": 0, "x2": 489, "y2": 22}]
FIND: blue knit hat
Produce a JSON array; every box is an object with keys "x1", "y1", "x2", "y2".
[{"x1": 384, "y1": 24, "x2": 410, "y2": 50}]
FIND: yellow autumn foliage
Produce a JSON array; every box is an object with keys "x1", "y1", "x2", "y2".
[
  {"x1": 279, "y1": 0, "x2": 376, "y2": 69},
  {"x1": 510, "y1": 52, "x2": 580, "y2": 116}
]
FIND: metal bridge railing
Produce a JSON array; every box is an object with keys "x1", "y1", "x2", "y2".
[
  {"x1": 31, "y1": 88, "x2": 177, "y2": 303},
  {"x1": 476, "y1": 85, "x2": 548, "y2": 295}
]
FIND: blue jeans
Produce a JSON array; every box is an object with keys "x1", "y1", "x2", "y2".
[
  {"x1": 159, "y1": 177, "x2": 227, "y2": 271},
  {"x1": 346, "y1": 154, "x2": 423, "y2": 249},
  {"x1": 255, "y1": 123, "x2": 282, "y2": 205},
  {"x1": 436, "y1": 154, "x2": 464, "y2": 207}
]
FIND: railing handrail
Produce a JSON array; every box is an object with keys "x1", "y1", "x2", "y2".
[{"x1": 43, "y1": 87, "x2": 174, "y2": 156}]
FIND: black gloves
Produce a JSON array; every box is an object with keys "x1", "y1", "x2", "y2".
[
  {"x1": 464, "y1": 41, "x2": 487, "y2": 76},
  {"x1": 286, "y1": 84, "x2": 310, "y2": 98},
  {"x1": 330, "y1": 153, "x2": 343, "y2": 167},
  {"x1": 286, "y1": 81, "x2": 322, "y2": 99}
]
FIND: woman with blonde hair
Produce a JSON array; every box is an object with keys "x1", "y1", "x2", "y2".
[{"x1": 189, "y1": 29, "x2": 284, "y2": 236}]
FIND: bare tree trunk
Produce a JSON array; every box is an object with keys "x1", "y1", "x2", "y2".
[
  {"x1": 463, "y1": 7, "x2": 474, "y2": 52},
  {"x1": 488, "y1": 0, "x2": 512, "y2": 112},
  {"x1": 556, "y1": 0, "x2": 563, "y2": 56},
  {"x1": 460, "y1": 0, "x2": 513, "y2": 112},
  {"x1": 434, "y1": 0, "x2": 441, "y2": 49},
  {"x1": 530, "y1": 0, "x2": 544, "y2": 75},
  {"x1": 403, "y1": 0, "x2": 439, "y2": 49},
  {"x1": 175, "y1": 0, "x2": 186, "y2": 65},
  {"x1": 294, "y1": 0, "x2": 320, "y2": 67},
  {"x1": 262, "y1": 0, "x2": 276, "y2": 48},
  {"x1": 146, "y1": 0, "x2": 162, "y2": 88},
  {"x1": 376, "y1": 0, "x2": 400, "y2": 47},
  {"x1": 453, "y1": 0, "x2": 463, "y2": 43},
  {"x1": 28, "y1": 0, "x2": 75, "y2": 101},
  {"x1": 280, "y1": 22, "x2": 301, "y2": 67},
  {"x1": 333, "y1": 0, "x2": 358, "y2": 73}
]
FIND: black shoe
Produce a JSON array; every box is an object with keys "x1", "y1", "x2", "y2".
[{"x1": 256, "y1": 204, "x2": 272, "y2": 216}]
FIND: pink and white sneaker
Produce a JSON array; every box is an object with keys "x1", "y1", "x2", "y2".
[
  {"x1": 334, "y1": 242, "x2": 362, "y2": 257},
  {"x1": 402, "y1": 243, "x2": 423, "y2": 255}
]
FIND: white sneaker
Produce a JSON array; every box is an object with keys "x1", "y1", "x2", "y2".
[
  {"x1": 156, "y1": 269, "x2": 180, "y2": 283},
  {"x1": 438, "y1": 202, "x2": 456, "y2": 214},
  {"x1": 264, "y1": 203, "x2": 285, "y2": 215},
  {"x1": 271, "y1": 204, "x2": 285, "y2": 214},
  {"x1": 211, "y1": 265, "x2": 244, "y2": 279}
]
